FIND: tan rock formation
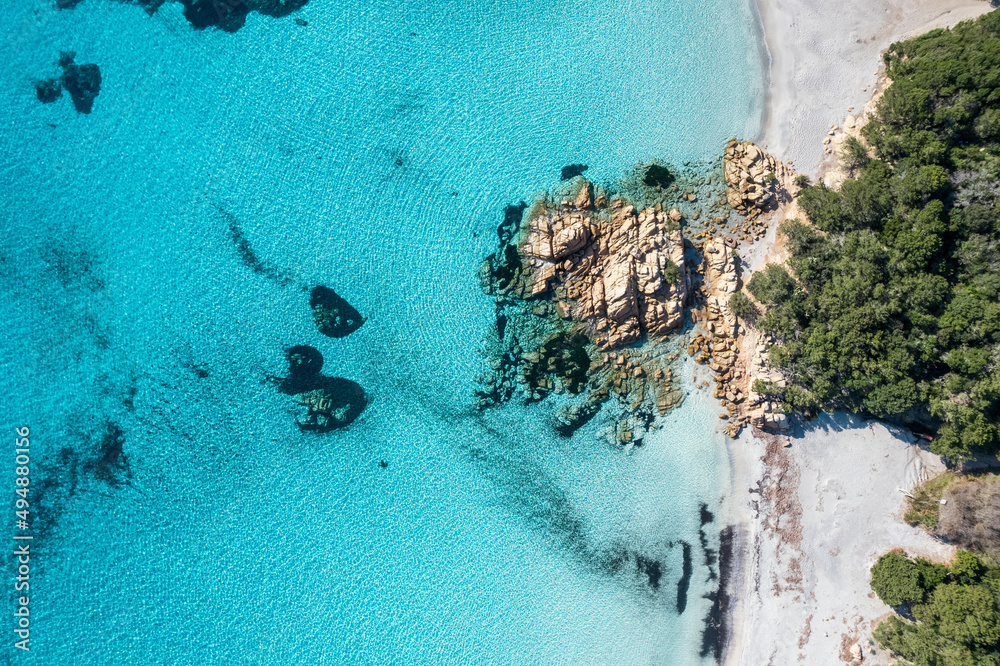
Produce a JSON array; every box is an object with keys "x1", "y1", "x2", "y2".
[
  {"x1": 519, "y1": 183, "x2": 690, "y2": 350},
  {"x1": 702, "y1": 243, "x2": 739, "y2": 339},
  {"x1": 724, "y1": 140, "x2": 793, "y2": 216},
  {"x1": 745, "y1": 334, "x2": 791, "y2": 433}
]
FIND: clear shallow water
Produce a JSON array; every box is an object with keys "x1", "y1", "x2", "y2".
[{"x1": 0, "y1": 0, "x2": 764, "y2": 663}]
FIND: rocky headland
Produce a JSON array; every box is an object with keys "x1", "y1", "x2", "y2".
[{"x1": 476, "y1": 148, "x2": 799, "y2": 445}]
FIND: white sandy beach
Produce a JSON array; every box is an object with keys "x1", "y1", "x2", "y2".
[
  {"x1": 724, "y1": 1, "x2": 994, "y2": 663},
  {"x1": 725, "y1": 415, "x2": 954, "y2": 664},
  {"x1": 756, "y1": 0, "x2": 992, "y2": 174}
]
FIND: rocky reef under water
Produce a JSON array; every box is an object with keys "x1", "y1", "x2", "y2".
[
  {"x1": 278, "y1": 345, "x2": 366, "y2": 432},
  {"x1": 35, "y1": 51, "x2": 101, "y2": 114},
  {"x1": 56, "y1": 0, "x2": 309, "y2": 32},
  {"x1": 310, "y1": 285, "x2": 365, "y2": 338},
  {"x1": 476, "y1": 142, "x2": 798, "y2": 445}
]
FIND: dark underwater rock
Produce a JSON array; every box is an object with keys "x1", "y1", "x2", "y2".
[
  {"x1": 279, "y1": 345, "x2": 366, "y2": 432},
  {"x1": 63, "y1": 61, "x2": 102, "y2": 114},
  {"x1": 181, "y1": 0, "x2": 250, "y2": 31},
  {"x1": 642, "y1": 163, "x2": 675, "y2": 188},
  {"x1": 55, "y1": 0, "x2": 308, "y2": 32},
  {"x1": 35, "y1": 52, "x2": 101, "y2": 114},
  {"x1": 284, "y1": 344, "x2": 323, "y2": 380},
  {"x1": 290, "y1": 379, "x2": 366, "y2": 431},
  {"x1": 178, "y1": 0, "x2": 310, "y2": 32},
  {"x1": 309, "y1": 286, "x2": 365, "y2": 338},
  {"x1": 700, "y1": 525, "x2": 735, "y2": 660},
  {"x1": 35, "y1": 78, "x2": 62, "y2": 103},
  {"x1": 88, "y1": 422, "x2": 130, "y2": 486},
  {"x1": 676, "y1": 540, "x2": 693, "y2": 613},
  {"x1": 560, "y1": 163, "x2": 588, "y2": 181}
]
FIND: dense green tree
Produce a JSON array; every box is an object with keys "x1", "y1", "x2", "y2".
[
  {"x1": 727, "y1": 291, "x2": 758, "y2": 319},
  {"x1": 872, "y1": 550, "x2": 1000, "y2": 665},
  {"x1": 872, "y1": 552, "x2": 927, "y2": 607},
  {"x1": 952, "y1": 551, "x2": 986, "y2": 584},
  {"x1": 757, "y1": 9, "x2": 1000, "y2": 461},
  {"x1": 747, "y1": 264, "x2": 798, "y2": 305},
  {"x1": 914, "y1": 583, "x2": 1000, "y2": 646}
]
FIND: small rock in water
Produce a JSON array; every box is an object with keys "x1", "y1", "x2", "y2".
[
  {"x1": 279, "y1": 345, "x2": 367, "y2": 432},
  {"x1": 35, "y1": 78, "x2": 62, "y2": 103},
  {"x1": 560, "y1": 163, "x2": 588, "y2": 181},
  {"x1": 32, "y1": 51, "x2": 101, "y2": 114},
  {"x1": 59, "y1": 52, "x2": 102, "y2": 114},
  {"x1": 310, "y1": 285, "x2": 365, "y2": 338}
]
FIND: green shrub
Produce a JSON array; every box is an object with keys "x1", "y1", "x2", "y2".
[
  {"x1": 841, "y1": 135, "x2": 871, "y2": 173},
  {"x1": 728, "y1": 291, "x2": 758, "y2": 319},
  {"x1": 952, "y1": 550, "x2": 986, "y2": 584},
  {"x1": 663, "y1": 258, "x2": 681, "y2": 284},
  {"x1": 871, "y1": 552, "x2": 926, "y2": 606},
  {"x1": 746, "y1": 264, "x2": 797, "y2": 306},
  {"x1": 904, "y1": 472, "x2": 956, "y2": 529}
]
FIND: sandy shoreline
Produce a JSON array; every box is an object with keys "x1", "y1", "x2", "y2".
[
  {"x1": 723, "y1": 415, "x2": 956, "y2": 665},
  {"x1": 754, "y1": 0, "x2": 991, "y2": 174},
  {"x1": 723, "y1": 1, "x2": 994, "y2": 664}
]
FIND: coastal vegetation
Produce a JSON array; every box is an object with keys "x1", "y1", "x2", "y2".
[
  {"x1": 870, "y1": 549, "x2": 1000, "y2": 665},
  {"x1": 874, "y1": 472, "x2": 1000, "y2": 664},
  {"x1": 752, "y1": 10, "x2": 1000, "y2": 461},
  {"x1": 903, "y1": 472, "x2": 957, "y2": 529}
]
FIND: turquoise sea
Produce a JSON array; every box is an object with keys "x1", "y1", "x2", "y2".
[{"x1": 0, "y1": 0, "x2": 765, "y2": 663}]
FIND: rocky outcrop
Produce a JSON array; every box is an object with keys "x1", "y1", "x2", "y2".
[
  {"x1": 692, "y1": 242, "x2": 750, "y2": 438},
  {"x1": 310, "y1": 286, "x2": 365, "y2": 338},
  {"x1": 519, "y1": 186, "x2": 690, "y2": 350},
  {"x1": 724, "y1": 141, "x2": 791, "y2": 217},
  {"x1": 702, "y1": 243, "x2": 739, "y2": 339},
  {"x1": 279, "y1": 345, "x2": 367, "y2": 431},
  {"x1": 745, "y1": 338, "x2": 790, "y2": 432},
  {"x1": 476, "y1": 175, "x2": 690, "y2": 441},
  {"x1": 477, "y1": 146, "x2": 806, "y2": 441}
]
